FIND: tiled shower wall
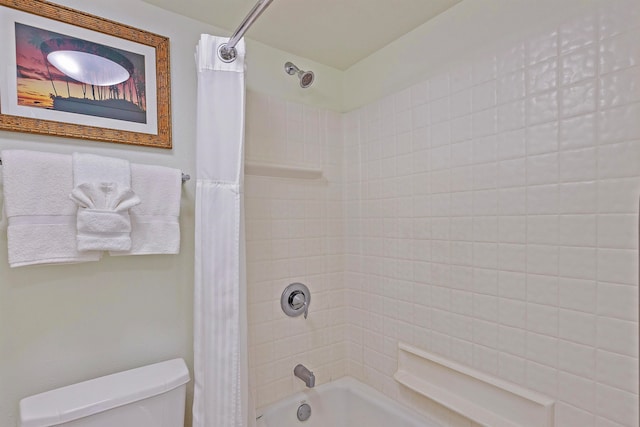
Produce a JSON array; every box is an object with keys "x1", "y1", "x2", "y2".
[
  {"x1": 244, "y1": 91, "x2": 346, "y2": 408},
  {"x1": 343, "y1": 3, "x2": 639, "y2": 427}
]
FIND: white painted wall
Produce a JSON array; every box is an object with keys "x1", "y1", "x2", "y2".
[{"x1": 0, "y1": 1, "x2": 341, "y2": 426}]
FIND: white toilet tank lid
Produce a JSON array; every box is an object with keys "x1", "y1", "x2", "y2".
[{"x1": 19, "y1": 358, "x2": 190, "y2": 427}]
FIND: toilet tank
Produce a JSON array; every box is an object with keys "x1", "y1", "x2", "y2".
[{"x1": 19, "y1": 358, "x2": 190, "y2": 427}]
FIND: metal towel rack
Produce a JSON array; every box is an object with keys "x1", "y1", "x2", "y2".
[{"x1": 0, "y1": 157, "x2": 190, "y2": 183}]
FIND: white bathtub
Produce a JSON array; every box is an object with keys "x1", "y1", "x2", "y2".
[{"x1": 256, "y1": 377, "x2": 442, "y2": 427}]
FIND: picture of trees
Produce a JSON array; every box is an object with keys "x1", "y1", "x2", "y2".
[{"x1": 15, "y1": 22, "x2": 147, "y2": 124}]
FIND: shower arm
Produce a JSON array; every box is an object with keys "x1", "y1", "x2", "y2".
[{"x1": 218, "y1": 0, "x2": 274, "y2": 62}]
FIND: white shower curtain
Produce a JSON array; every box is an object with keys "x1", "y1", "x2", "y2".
[{"x1": 193, "y1": 35, "x2": 252, "y2": 427}]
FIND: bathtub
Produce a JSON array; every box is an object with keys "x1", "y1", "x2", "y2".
[{"x1": 256, "y1": 377, "x2": 442, "y2": 427}]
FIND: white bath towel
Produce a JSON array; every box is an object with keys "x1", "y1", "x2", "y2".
[
  {"x1": 1, "y1": 150, "x2": 102, "y2": 267},
  {"x1": 71, "y1": 153, "x2": 140, "y2": 252},
  {"x1": 0, "y1": 168, "x2": 6, "y2": 230},
  {"x1": 111, "y1": 163, "x2": 182, "y2": 255}
]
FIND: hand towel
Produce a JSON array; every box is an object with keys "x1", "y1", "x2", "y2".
[
  {"x1": 69, "y1": 183, "x2": 141, "y2": 251},
  {"x1": 110, "y1": 163, "x2": 181, "y2": 255},
  {"x1": 1, "y1": 150, "x2": 102, "y2": 267},
  {"x1": 71, "y1": 153, "x2": 140, "y2": 252},
  {"x1": 72, "y1": 152, "x2": 130, "y2": 187}
]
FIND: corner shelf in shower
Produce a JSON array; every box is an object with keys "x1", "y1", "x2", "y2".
[
  {"x1": 394, "y1": 343, "x2": 555, "y2": 427},
  {"x1": 244, "y1": 161, "x2": 323, "y2": 179}
]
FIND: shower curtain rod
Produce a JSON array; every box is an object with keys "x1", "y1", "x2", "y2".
[
  {"x1": 0, "y1": 157, "x2": 191, "y2": 183},
  {"x1": 218, "y1": 0, "x2": 274, "y2": 62}
]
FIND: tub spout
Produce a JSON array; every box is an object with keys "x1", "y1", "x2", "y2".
[{"x1": 294, "y1": 364, "x2": 315, "y2": 388}]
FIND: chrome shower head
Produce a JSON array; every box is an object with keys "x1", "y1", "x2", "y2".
[{"x1": 285, "y1": 61, "x2": 314, "y2": 88}]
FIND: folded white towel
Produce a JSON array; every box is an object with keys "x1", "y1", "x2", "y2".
[
  {"x1": 110, "y1": 163, "x2": 181, "y2": 255},
  {"x1": 1, "y1": 150, "x2": 102, "y2": 267},
  {"x1": 70, "y1": 183, "x2": 141, "y2": 251},
  {"x1": 71, "y1": 153, "x2": 139, "y2": 252},
  {"x1": 72, "y1": 152, "x2": 130, "y2": 187},
  {"x1": 0, "y1": 169, "x2": 6, "y2": 230}
]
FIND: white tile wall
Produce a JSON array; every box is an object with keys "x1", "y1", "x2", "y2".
[
  {"x1": 245, "y1": 90, "x2": 346, "y2": 408},
  {"x1": 245, "y1": 3, "x2": 638, "y2": 427},
  {"x1": 343, "y1": 3, "x2": 639, "y2": 427}
]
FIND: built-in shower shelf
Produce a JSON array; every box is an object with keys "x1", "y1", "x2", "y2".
[
  {"x1": 244, "y1": 161, "x2": 323, "y2": 179},
  {"x1": 394, "y1": 343, "x2": 555, "y2": 427}
]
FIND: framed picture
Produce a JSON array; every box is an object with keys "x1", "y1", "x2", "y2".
[{"x1": 0, "y1": 0, "x2": 171, "y2": 148}]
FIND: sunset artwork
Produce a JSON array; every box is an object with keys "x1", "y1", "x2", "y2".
[{"x1": 15, "y1": 22, "x2": 147, "y2": 123}]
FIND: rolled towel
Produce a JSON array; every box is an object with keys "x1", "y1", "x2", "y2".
[
  {"x1": 1, "y1": 150, "x2": 102, "y2": 267},
  {"x1": 70, "y1": 182, "x2": 141, "y2": 252},
  {"x1": 71, "y1": 153, "x2": 139, "y2": 251},
  {"x1": 110, "y1": 163, "x2": 181, "y2": 255}
]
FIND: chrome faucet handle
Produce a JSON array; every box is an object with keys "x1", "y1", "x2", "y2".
[
  {"x1": 281, "y1": 283, "x2": 311, "y2": 319},
  {"x1": 294, "y1": 293, "x2": 308, "y2": 319}
]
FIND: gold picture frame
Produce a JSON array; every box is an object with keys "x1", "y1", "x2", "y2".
[{"x1": 0, "y1": 0, "x2": 171, "y2": 148}]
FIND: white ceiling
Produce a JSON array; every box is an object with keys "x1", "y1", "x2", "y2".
[{"x1": 142, "y1": 0, "x2": 462, "y2": 70}]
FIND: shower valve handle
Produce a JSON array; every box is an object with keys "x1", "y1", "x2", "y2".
[
  {"x1": 281, "y1": 283, "x2": 311, "y2": 319},
  {"x1": 290, "y1": 291, "x2": 308, "y2": 318}
]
